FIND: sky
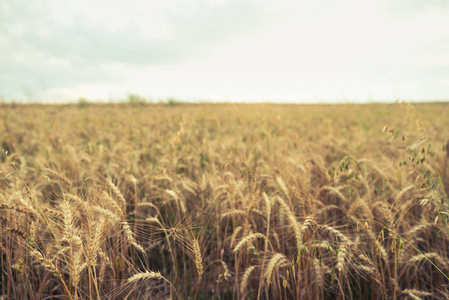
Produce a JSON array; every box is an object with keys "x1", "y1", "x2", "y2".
[{"x1": 1, "y1": 0, "x2": 449, "y2": 103}]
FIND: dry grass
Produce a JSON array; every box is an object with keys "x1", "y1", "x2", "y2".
[{"x1": 0, "y1": 101, "x2": 448, "y2": 299}]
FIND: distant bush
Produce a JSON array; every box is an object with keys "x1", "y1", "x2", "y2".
[
  {"x1": 165, "y1": 98, "x2": 181, "y2": 107},
  {"x1": 128, "y1": 94, "x2": 146, "y2": 106},
  {"x1": 77, "y1": 97, "x2": 90, "y2": 108}
]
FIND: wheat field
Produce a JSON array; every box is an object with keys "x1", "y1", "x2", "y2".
[{"x1": 1, "y1": 102, "x2": 449, "y2": 299}]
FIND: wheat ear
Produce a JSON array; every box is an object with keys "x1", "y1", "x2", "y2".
[
  {"x1": 241, "y1": 265, "x2": 256, "y2": 295},
  {"x1": 192, "y1": 238, "x2": 204, "y2": 277},
  {"x1": 264, "y1": 253, "x2": 288, "y2": 284},
  {"x1": 127, "y1": 270, "x2": 163, "y2": 283},
  {"x1": 233, "y1": 233, "x2": 266, "y2": 253}
]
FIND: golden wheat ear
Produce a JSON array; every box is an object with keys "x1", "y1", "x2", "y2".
[
  {"x1": 241, "y1": 265, "x2": 257, "y2": 296},
  {"x1": 127, "y1": 270, "x2": 163, "y2": 283},
  {"x1": 108, "y1": 269, "x2": 175, "y2": 299},
  {"x1": 264, "y1": 253, "x2": 289, "y2": 287},
  {"x1": 192, "y1": 237, "x2": 204, "y2": 278},
  {"x1": 233, "y1": 233, "x2": 266, "y2": 253}
]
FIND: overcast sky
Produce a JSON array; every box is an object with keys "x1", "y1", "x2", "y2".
[{"x1": 1, "y1": 0, "x2": 449, "y2": 103}]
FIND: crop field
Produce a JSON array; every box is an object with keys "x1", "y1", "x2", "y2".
[{"x1": 1, "y1": 102, "x2": 449, "y2": 299}]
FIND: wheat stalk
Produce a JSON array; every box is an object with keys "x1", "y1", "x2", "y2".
[
  {"x1": 401, "y1": 289, "x2": 433, "y2": 300},
  {"x1": 230, "y1": 226, "x2": 243, "y2": 247},
  {"x1": 320, "y1": 225, "x2": 352, "y2": 245},
  {"x1": 276, "y1": 196, "x2": 302, "y2": 250},
  {"x1": 121, "y1": 222, "x2": 145, "y2": 253},
  {"x1": 43, "y1": 168, "x2": 72, "y2": 186},
  {"x1": 104, "y1": 178, "x2": 126, "y2": 208}
]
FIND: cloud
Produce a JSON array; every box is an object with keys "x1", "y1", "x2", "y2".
[
  {"x1": 0, "y1": 0, "x2": 266, "y2": 99},
  {"x1": 0, "y1": 55, "x2": 120, "y2": 99},
  {"x1": 1, "y1": 0, "x2": 265, "y2": 65},
  {"x1": 1, "y1": 0, "x2": 449, "y2": 102},
  {"x1": 385, "y1": 0, "x2": 449, "y2": 16}
]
